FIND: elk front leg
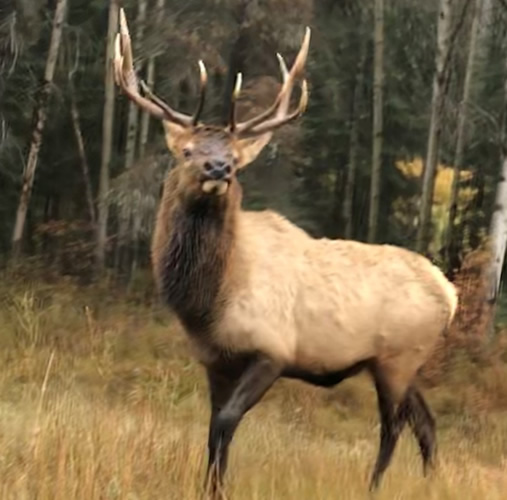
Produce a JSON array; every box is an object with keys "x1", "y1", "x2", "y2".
[
  {"x1": 204, "y1": 368, "x2": 235, "y2": 497},
  {"x1": 205, "y1": 355, "x2": 281, "y2": 498}
]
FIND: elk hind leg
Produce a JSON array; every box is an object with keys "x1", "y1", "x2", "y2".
[
  {"x1": 405, "y1": 387, "x2": 437, "y2": 475},
  {"x1": 369, "y1": 373, "x2": 409, "y2": 491}
]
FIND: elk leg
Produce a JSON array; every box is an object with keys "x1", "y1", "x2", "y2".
[
  {"x1": 206, "y1": 355, "x2": 281, "y2": 497},
  {"x1": 405, "y1": 387, "x2": 437, "y2": 475},
  {"x1": 369, "y1": 377, "x2": 409, "y2": 491},
  {"x1": 204, "y1": 368, "x2": 236, "y2": 498}
]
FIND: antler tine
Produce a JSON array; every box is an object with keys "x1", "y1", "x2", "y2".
[
  {"x1": 142, "y1": 59, "x2": 207, "y2": 126},
  {"x1": 237, "y1": 79, "x2": 308, "y2": 138},
  {"x1": 228, "y1": 72, "x2": 243, "y2": 132},
  {"x1": 234, "y1": 26, "x2": 311, "y2": 136},
  {"x1": 228, "y1": 53, "x2": 289, "y2": 134},
  {"x1": 192, "y1": 60, "x2": 208, "y2": 126},
  {"x1": 114, "y1": 8, "x2": 193, "y2": 128}
]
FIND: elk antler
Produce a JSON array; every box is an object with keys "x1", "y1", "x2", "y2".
[
  {"x1": 114, "y1": 8, "x2": 310, "y2": 135},
  {"x1": 231, "y1": 27, "x2": 311, "y2": 138},
  {"x1": 114, "y1": 8, "x2": 207, "y2": 128}
]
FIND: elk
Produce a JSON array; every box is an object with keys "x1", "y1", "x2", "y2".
[{"x1": 114, "y1": 9, "x2": 458, "y2": 498}]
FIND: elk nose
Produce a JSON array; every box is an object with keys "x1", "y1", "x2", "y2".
[{"x1": 203, "y1": 160, "x2": 232, "y2": 180}]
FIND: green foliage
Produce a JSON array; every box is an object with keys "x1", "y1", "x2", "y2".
[{"x1": 0, "y1": 0, "x2": 506, "y2": 277}]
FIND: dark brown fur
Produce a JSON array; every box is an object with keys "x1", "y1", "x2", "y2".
[{"x1": 151, "y1": 168, "x2": 242, "y2": 336}]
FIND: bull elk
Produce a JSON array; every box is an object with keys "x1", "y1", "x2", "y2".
[{"x1": 114, "y1": 9, "x2": 458, "y2": 498}]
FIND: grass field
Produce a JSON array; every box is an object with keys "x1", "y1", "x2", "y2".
[{"x1": 1, "y1": 274, "x2": 507, "y2": 499}]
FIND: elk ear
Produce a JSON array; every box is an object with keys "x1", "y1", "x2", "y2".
[
  {"x1": 162, "y1": 120, "x2": 188, "y2": 153},
  {"x1": 235, "y1": 135, "x2": 271, "y2": 169}
]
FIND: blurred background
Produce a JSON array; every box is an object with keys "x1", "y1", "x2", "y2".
[{"x1": 0, "y1": 1, "x2": 501, "y2": 265}]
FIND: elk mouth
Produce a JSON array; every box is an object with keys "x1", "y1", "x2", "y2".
[{"x1": 201, "y1": 179, "x2": 230, "y2": 196}]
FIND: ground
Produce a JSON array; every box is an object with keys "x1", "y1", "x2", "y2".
[{"x1": 0, "y1": 274, "x2": 507, "y2": 499}]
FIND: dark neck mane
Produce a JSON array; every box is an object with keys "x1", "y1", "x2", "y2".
[{"x1": 157, "y1": 182, "x2": 239, "y2": 335}]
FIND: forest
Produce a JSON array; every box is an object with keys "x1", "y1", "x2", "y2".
[{"x1": 1, "y1": 0, "x2": 507, "y2": 498}]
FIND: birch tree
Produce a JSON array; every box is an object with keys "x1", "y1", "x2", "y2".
[
  {"x1": 10, "y1": 0, "x2": 68, "y2": 258},
  {"x1": 95, "y1": 0, "x2": 119, "y2": 274},
  {"x1": 68, "y1": 41, "x2": 96, "y2": 225},
  {"x1": 416, "y1": 0, "x2": 453, "y2": 253},
  {"x1": 367, "y1": 0, "x2": 384, "y2": 243},
  {"x1": 485, "y1": 34, "x2": 507, "y2": 335}
]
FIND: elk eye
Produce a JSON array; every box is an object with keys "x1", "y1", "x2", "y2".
[{"x1": 183, "y1": 148, "x2": 192, "y2": 159}]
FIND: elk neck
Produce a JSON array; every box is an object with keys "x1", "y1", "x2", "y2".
[{"x1": 153, "y1": 172, "x2": 242, "y2": 336}]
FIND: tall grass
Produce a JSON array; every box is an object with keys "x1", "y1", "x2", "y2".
[{"x1": 0, "y1": 275, "x2": 507, "y2": 499}]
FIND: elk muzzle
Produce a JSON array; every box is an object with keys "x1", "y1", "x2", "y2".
[{"x1": 201, "y1": 160, "x2": 232, "y2": 196}]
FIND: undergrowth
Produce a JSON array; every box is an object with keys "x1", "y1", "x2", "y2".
[{"x1": 0, "y1": 266, "x2": 506, "y2": 499}]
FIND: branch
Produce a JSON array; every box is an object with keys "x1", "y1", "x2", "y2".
[
  {"x1": 442, "y1": 0, "x2": 473, "y2": 81},
  {"x1": 468, "y1": 101, "x2": 504, "y2": 153},
  {"x1": 495, "y1": 0, "x2": 507, "y2": 12}
]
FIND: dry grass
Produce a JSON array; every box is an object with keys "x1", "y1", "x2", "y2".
[{"x1": 0, "y1": 275, "x2": 507, "y2": 499}]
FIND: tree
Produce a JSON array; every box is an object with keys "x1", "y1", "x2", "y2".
[
  {"x1": 139, "y1": 0, "x2": 166, "y2": 158},
  {"x1": 95, "y1": 0, "x2": 119, "y2": 274},
  {"x1": 416, "y1": 0, "x2": 454, "y2": 253},
  {"x1": 445, "y1": 0, "x2": 492, "y2": 272},
  {"x1": 116, "y1": 0, "x2": 148, "y2": 278},
  {"x1": 367, "y1": 0, "x2": 384, "y2": 243},
  {"x1": 124, "y1": 0, "x2": 147, "y2": 169},
  {"x1": 343, "y1": 24, "x2": 368, "y2": 239},
  {"x1": 485, "y1": 32, "x2": 507, "y2": 336},
  {"x1": 68, "y1": 38, "x2": 96, "y2": 225},
  {"x1": 10, "y1": 0, "x2": 68, "y2": 258}
]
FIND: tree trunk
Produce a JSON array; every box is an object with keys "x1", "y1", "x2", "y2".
[
  {"x1": 69, "y1": 81, "x2": 96, "y2": 225},
  {"x1": 124, "y1": 0, "x2": 147, "y2": 168},
  {"x1": 10, "y1": 0, "x2": 68, "y2": 258},
  {"x1": 485, "y1": 44, "x2": 507, "y2": 337},
  {"x1": 416, "y1": 0, "x2": 453, "y2": 254},
  {"x1": 367, "y1": 0, "x2": 384, "y2": 243},
  {"x1": 343, "y1": 37, "x2": 368, "y2": 240},
  {"x1": 95, "y1": 0, "x2": 119, "y2": 274},
  {"x1": 445, "y1": 0, "x2": 490, "y2": 272},
  {"x1": 116, "y1": 0, "x2": 147, "y2": 279},
  {"x1": 138, "y1": 0, "x2": 165, "y2": 159}
]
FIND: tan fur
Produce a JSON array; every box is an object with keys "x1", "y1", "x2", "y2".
[
  {"x1": 189, "y1": 211, "x2": 457, "y2": 400},
  {"x1": 150, "y1": 119, "x2": 459, "y2": 404},
  {"x1": 115, "y1": 16, "x2": 448, "y2": 487}
]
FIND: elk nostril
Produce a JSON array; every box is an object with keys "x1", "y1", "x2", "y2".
[
  {"x1": 224, "y1": 164, "x2": 232, "y2": 174},
  {"x1": 204, "y1": 161, "x2": 213, "y2": 172}
]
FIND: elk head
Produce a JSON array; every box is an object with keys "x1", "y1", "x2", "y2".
[{"x1": 113, "y1": 9, "x2": 310, "y2": 199}]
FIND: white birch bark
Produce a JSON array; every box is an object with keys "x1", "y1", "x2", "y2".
[
  {"x1": 11, "y1": 0, "x2": 68, "y2": 257},
  {"x1": 485, "y1": 33, "x2": 507, "y2": 329}
]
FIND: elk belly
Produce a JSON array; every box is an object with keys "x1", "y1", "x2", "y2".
[{"x1": 293, "y1": 285, "x2": 379, "y2": 373}]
